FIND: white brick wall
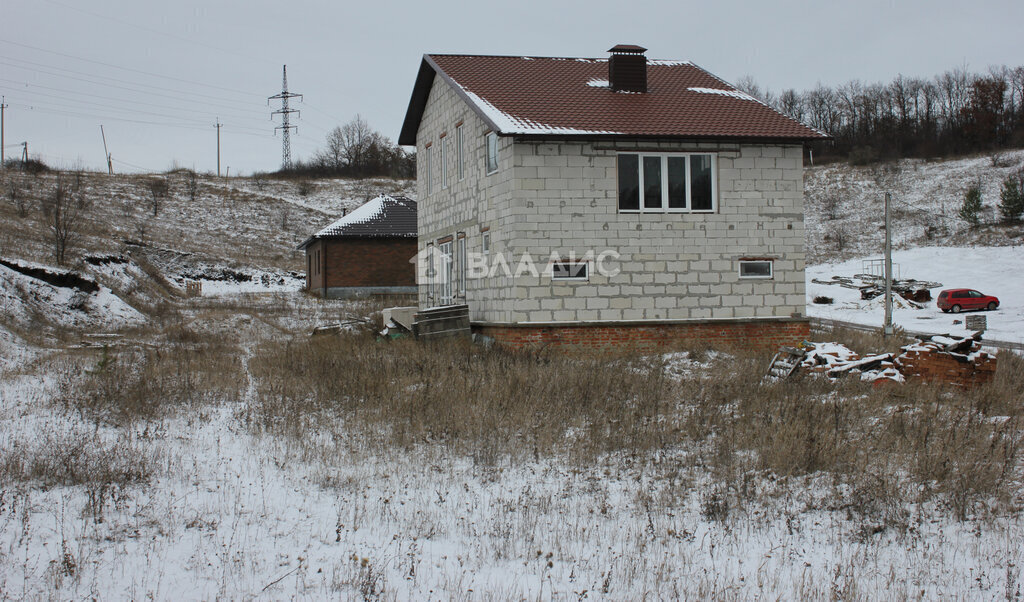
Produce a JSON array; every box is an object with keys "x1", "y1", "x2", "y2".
[{"x1": 415, "y1": 77, "x2": 807, "y2": 324}]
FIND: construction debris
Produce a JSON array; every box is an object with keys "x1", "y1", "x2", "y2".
[
  {"x1": 768, "y1": 332, "x2": 995, "y2": 387},
  {"x1": 811, "y1": 274, "x2": 940, "y2": 303},
  {"x1": 895, "y1": 332, "x2": 997, "y2": 386}
]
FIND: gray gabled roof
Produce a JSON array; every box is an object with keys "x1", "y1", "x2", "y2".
[{"x1": 298, "y1": 195, "x2": 417, "y2": 250}]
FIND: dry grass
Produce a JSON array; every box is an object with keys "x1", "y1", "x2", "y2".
[
  {"x1": 246, "y1": 331, "x2": 1023, "y2": 520},
  {"x1": 56, "y1": 321, "x2": 245, "y2": 425}
]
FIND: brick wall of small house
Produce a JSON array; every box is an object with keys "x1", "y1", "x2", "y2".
[
  {"x1": 475, "y1": 320, "x2": 810, "y2": 353},
  {"x1": 324, "y1": 238, "x2": 418, "y2": 288},
  {"x1": 305, "y1": 238, "x2": 417, "y2": 292}
]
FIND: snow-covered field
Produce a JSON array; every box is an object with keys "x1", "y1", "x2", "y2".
[{"x1": 808, "y1": 246, "x2": 1024, "y2": 344}]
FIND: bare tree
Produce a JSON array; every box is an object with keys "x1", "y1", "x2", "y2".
[
  {"x1": 43, "y1": 174, "x2": 87, "y2": 265},
  {"x1": 148, "y1": 178, "x2": 169, "y2": 216},
  {"x1": 185, "y1": 170, "x2": 199, "y2": 202},
  {"x1": 7, "y1": 174, "x2": 28, "y2": 217}
]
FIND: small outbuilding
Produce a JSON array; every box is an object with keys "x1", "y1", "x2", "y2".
[{"x1": 298, "y1": 195, "x2": 418, "y2": 299}]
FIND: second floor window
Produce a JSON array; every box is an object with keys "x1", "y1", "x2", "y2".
[
  {"x1": 425, "y1": 145, "x2": 433, "y2": 196},
  {"x1": 485, "y1": 132, "x2": 499, "y2": 174},
  {"x1": 456, "y1": 124, "x2": 465, "y2": 180},
  {"x1": 617, "y1": 152, "x2": 716, "y2": 213},
  {"x1": 440, "y1": 136, "x2": 448, "y2": 189}
]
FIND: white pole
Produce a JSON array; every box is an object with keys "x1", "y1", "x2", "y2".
[{"x1": 884, "y1": 192, "x2": 894, "y2": 337}]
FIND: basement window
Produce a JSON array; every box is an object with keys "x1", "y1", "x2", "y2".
[
  {"x1": 617, "y1": 152, "x2": 716, "y2": 213},
  {"x1": 739, "y1": 260, "x2": 773, "y2": 279},
  {"x1": 551, "y1": 261, "x2": 588, "y2": 281},
  {"x1": 485, "y1": 132, "x2": 499, "y2": 174}
]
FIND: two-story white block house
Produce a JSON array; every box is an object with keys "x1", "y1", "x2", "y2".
[{"x1": 398, "y1": 45, "x2": 828, "y2": 351}]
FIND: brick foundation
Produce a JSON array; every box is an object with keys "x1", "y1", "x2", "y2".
[{"x1": 474, "y1": 319, "x2": 810, "y2": 353}]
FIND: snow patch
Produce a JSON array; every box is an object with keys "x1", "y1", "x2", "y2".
[{"x1": 687, "y1": 87, "x2": 760, "y2": 101}]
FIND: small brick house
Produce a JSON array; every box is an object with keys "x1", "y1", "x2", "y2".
[
  {"x1": 298, "y1": 195, "x2": 417, "y2": 299},
  {"x1": 398, "y1": 45, "x2": 828, "y2": 351}
]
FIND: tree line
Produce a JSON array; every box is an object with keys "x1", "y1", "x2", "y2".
[
  {"x1": 737, "y1": 65, "x2": 1024, "y2": 163},
  {"x1": 277, "y1": 115, "x2": 415, "y2": 179}
]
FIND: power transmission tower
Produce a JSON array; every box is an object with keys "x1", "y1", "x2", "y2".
[
  {"x1": 268, "y1": 65, "x2": 302, "y2": 170},
  {"x1": 1, "y1": 96, "x2": 7, "y2": 170}
]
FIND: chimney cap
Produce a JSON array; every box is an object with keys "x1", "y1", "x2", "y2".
[{"x1": 608, "y1": 44, "x2": 647, "y2": 54}]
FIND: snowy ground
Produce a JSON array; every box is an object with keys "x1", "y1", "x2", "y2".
[
  {"x1": 807, "y1": 246, "x2": 1024, "y2": 344},
  {"x1": 2, "y1": 334, "x2": 1021, "y2": 599}
]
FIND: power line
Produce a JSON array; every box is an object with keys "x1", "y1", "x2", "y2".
[
  {"x1": 0, "y1": 81, "x2": 271, "y2": 128},
  {"x1": 0, "y1": 59, "x2": 267, "y2": 113},
  {"x1": 0, "y1": 39, "x2": 265, "y2": 98},
  {"x1": 7, "y1": 102, "x2": 274, "y2": 139},
  {"x1": 31, "y1": 1, "x2": 277, "y2": 68}
]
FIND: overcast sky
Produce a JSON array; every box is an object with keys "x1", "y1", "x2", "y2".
[{"x1": 2, "y1": 0, "x2": 1022, "y2": 175}]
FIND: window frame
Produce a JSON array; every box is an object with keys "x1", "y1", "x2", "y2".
[
  {"x1": 485, "y1": 132, "x2": 499, "y2": 175},
  {"x1": 738, "y1": 260, "x2": 773, "y2": 279},
  {"x1": 426, "y1": 242, "x2": 436, "y2": 301},
  {"x1": 456, "y1": 234, "x2": 467, "y2": 296},
  {"x1": 616, "y1": 152, "x2": 717, "y2": 214},
  {"x1": 456, "y1": 124, "x2": 465, "y2": 181},
  {"x1": 424, "y1": 144, "x2": 433, "y2": 196},
  {"x1": 482, "y1": 231, "x2": 490, "y2": 255},
  {"x1": 551, "y1": 261, "x2": 589, "y2": 281},
  {"x1": 440, "y1": 135, "x2": 448, "y2": 189}
]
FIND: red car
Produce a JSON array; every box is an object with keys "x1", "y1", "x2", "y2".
[{"x1": 937, "y1": 289, "x2": 1000, "y2": 313}]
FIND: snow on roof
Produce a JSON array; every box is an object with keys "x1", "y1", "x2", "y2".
[
  {"x1": 461, "y1": 89, "x2": 621, "y2": 136},
  {"x1": 315, "y1": 196, "x2": 387, "y2": 237},
  {"x1": 299, "y1": 195, "x2": 417, "y2": 248},
  {"x1": 687, "y1": 87, "x2": 760, "y2": 102}
]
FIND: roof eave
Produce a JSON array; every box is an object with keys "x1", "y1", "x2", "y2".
[
  {"x1": 398, "y1": 58, "x2": 437, "y2": 146},
  {"x1": 508, "y1": 132, "x2": 831, "y2": 144},
  {"x1": 399, "y1": 55, "x2": 506, "y2": 146}
]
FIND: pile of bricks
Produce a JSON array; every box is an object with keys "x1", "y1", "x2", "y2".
[
  {"x1": 799, "y1": 342, "x2": 902, "y2": 384},
  {"x1": 894, "y1": 333, "x2": 997, "y2": 387}
]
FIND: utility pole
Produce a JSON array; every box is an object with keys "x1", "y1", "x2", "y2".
[
  {"x1": 215, "y1": 118, "x2": 222, "y2": 177},
  {"x1": 883, "y1": 192, "x2": 894, "y2": 338},
  {"x1": 268, "y1": 65, "x2": 302, "y2": 170},
  {"x1": 100, "y1": 125, "x2": 113, "y2": 174},
  {"x1": 1, "y1": 96, "x2": 7, "y2": 170},
  {"x1": 21, "y1": 141, "x2": 27, "y2": 163}
]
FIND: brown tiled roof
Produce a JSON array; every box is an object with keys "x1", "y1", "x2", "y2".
[
  {"x1": 399, "y1": 54, "x2": 828, "y2": 145},
  {"x1": 297, "y1": 195, "x2": 416, "y2": 249}
]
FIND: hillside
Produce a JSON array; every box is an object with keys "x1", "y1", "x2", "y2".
[{"x1": 804, "y1": 149, "x2": 1024, "y2": 264}]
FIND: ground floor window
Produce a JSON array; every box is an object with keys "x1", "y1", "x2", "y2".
[
  {"x1": 739, "y1": 259, "x2": 773, "y2": 279},
  {"x1": 618, "y1": 152, "x2": 716, "y2": 213},
  {"x1": 551, "y1": 261, "x2": 588, "y2": 281}
]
